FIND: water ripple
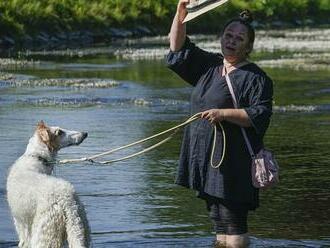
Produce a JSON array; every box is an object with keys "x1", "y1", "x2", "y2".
[
  {"x1": 80, "y1": 192, "x2": 139, "y2": 198},
  {"x1": 0, "y1": 72, "x2": 36, "y2": 82},
  {"x1": 93, "y1": 236, "x2": 330, "y2": 248},
  {"x1": 60, "y1": 63, "x2": 126, "y2": 71},
  {"x1": 114, "y1": 47, "x2": 168, "y2": 60},
  {"x1": 0, "y1": 241, "x2": 18, "y2": 248},
  {"x1": 15, "y1": 97, "x2": 330, "y2": 113},
  {"x1": 258, "y1": 58, "x2": 330, "y2": 71},
  {"x1": 0, "y1": 237, "x2": 329, "y2": 248},
  {"x1": 19, "y1": 97, "x2": 112, "y2": 107},
  {"x1": 18, "y1": 97, "x2": 189, "y2": 108},
  {"x1": 3, "y1": 78, "x2": 121, "y2": 88},
  {"x1": 0, "y1": 58, "x2": 40, "y2": 69},
  {"x1": 250, "y1": 237, "x2": 330, "y2": 248},
  {"x1": 274, "y1": 104, "x2": 330, "y2": 113}
]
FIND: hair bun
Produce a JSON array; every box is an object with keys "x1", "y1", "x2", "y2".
[{"x1": 239, "y1": 10, "x2": 253, "y2": 24}]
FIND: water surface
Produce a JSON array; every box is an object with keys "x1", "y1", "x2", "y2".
[{"x1": 1, "y1": 32, "x2": 330, "y2": 247}]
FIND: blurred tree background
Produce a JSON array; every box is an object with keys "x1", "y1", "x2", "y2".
[{"x1": 0, "y1": 0, "x2": 329, "y2": 38}]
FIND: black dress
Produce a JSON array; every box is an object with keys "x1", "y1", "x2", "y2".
[{"x1": 166, "y1": 37, "x2": 273, "y2": 210}]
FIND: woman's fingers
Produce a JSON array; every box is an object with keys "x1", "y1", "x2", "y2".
[
  {"x1": 207, "y1": 113, "x2": 213, "y2": 121},
  {"x1": 201, "y1": 109, "x2": 224, "y2": 123},
  {"x1": 177, "y1": 0, "x2": 190, "y2": 22},
  {"x1": 177, "y1": 0, "x2": 189, "y2": 11},
  {"x1": 181, "y1": 0, "x2": 190, "y2": 5},
  {"x1": 201, "y1": 110, "x2": 213, "y2": 120},
  {"x1": 201, "y1": 110, "x2": 209, "y2": 119}
]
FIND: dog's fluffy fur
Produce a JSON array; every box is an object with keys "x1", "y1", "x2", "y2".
[{"x1": 6, "y1": 121, "x2": 91, "y2": 248}]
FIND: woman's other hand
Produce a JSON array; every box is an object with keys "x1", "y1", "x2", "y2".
[{"x1": 201, "y1": 109, "x2": 226, "y2": 124}]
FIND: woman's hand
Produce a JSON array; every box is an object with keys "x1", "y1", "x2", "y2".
[
  {"x1": 176, "y1": 0, "x2": 189, "y2": 23},
  {"x1": 202, "y1": 109, "x2": 252, "y2": 127},
  {"x1": 201, "y1": 109, "x2": 226, "y2": 124}
]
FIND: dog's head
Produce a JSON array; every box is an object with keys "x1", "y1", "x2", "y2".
[{"x1": 36, "y1": 121, "x2": 88, "y2": 152}]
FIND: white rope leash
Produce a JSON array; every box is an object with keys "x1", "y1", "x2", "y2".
[
  {"x1": 210, "y1": 121, "x2": 226, "y2": 168},
  {"x1": 57, "y1": 113, "x2": 226, "y2": 167}
]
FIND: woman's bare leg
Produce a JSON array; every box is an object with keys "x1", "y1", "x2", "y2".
[
  {"x1": 215, "y1": 234, "x2": 226, "y2": 247},
  {"x1": 226, "y1": 233, "x2": 250, "y2": 248}
]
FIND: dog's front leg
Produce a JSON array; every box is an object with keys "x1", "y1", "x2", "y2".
[{"x1": 14, "y1": 218, "x2": 30, "y2": 248}]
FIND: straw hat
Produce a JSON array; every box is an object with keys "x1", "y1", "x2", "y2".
[{"x1": 183, "y1": 0, "x2": 230, "y2": 23}]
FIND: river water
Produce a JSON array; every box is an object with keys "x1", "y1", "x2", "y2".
[{"x1": 0, "y1": 30, "x2": 330, "y2": 247}]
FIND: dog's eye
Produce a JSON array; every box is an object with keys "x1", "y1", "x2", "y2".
[{"x1": 55, "y1": 129, "x2": 64, "y2": 136}]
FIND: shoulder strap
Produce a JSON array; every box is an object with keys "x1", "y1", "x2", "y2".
[{"x1": 224, "y1": 67, "x2": 255, "y2": 159}]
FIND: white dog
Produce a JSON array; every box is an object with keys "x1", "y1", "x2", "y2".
[{"x1": 6, "y1": 121, "x2": 91, "y2": 248}]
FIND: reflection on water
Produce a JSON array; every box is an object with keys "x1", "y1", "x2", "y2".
[{"x1": 0, "y1": 37, "x2": 330, "y2": 247}]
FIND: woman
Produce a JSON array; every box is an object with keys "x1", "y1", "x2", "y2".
[{"x1": 166, "y1": 0, "x2": 273, "y2": 247}]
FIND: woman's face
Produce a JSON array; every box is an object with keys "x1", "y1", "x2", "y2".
[{"x1": 220, "y1": 22, "x2": 252, "y2": 62}]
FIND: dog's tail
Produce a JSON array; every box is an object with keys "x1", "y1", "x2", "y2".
[{"x1": 63, "y1": 189, "x2": 91, "y2": 248}]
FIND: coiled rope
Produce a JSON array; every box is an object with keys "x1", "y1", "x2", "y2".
[{"x1": 57, "y1": 112, "x2": 226, "y2": 168}]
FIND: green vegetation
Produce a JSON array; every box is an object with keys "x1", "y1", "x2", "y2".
[{"x1": 0, "y1": 0, "x2": 329, "y2": 38}]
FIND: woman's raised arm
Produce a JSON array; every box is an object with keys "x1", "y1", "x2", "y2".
[{"x1": 169, "y1": 0, "x2": 189, "y2": 51}]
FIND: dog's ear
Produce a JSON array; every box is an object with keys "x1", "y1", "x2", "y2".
[
  {"x1": 37, "y1": 120, "x2": 46, "y2": 130},
  {"x1": 36, "y1": 121, "x2": 59, "y2": 152},
  {"x1": 37, "y1": 125, "x2": 51, "y2": 144}
]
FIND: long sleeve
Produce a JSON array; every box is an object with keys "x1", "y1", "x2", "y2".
[
  {"x1": 166, "y1": 36, "x2": 222, "y2": 86},
  {"x1": 244, "y1": 75, "x2": 273, "y2": 138}
]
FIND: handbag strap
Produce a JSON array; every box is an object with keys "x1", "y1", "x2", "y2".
[{"x1": 223, "y1": 62, "x2": 255, "y2": 159}]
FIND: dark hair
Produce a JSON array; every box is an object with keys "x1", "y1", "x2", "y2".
[{"x1": 222, "y1": 10, "x2": 255, "y2": 48}]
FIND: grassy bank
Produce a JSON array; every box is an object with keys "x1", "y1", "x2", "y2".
[{"x1": 0, "y1": 0, "x2": 329, "y2": 46}]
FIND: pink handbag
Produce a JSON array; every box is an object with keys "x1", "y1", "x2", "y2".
[
  {"x1": 224, "y1": 66, "x2": 279, "y2": 189},
  {"x1": 251, "y1": 148, "x2": 279, "y2": 188}
]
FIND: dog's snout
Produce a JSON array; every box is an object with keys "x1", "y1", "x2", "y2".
[
  {"x1": 75, "y1": 132, "x2": 88, "y2": 146},
  {"x1": 82, "y1": 132, "x2": 88, "y2": 139}
]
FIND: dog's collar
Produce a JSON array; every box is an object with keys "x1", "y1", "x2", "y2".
[
  {"x1": 27, "y1": 155, "x2": 55, "y2": 166},
  {"x1": 37, "y1": 156, "x2": 54, "y2": 166}
]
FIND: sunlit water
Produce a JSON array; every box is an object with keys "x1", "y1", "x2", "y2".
[{"x1": 1, "y1": 32, "x2": 330, "y2": 247}]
